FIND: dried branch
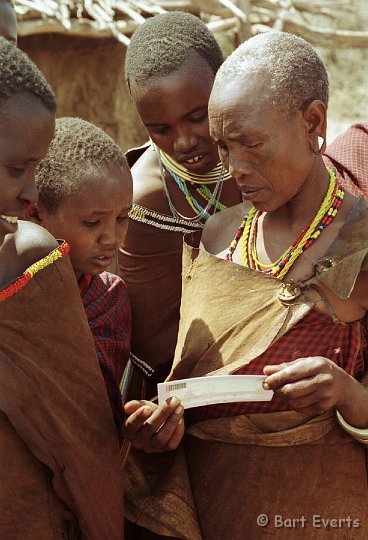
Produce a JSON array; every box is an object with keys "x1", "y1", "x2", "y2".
[
  {"x1": 14, "y1": 0, "x2": 367, "y2": 50},
  {"x1": 252, "y1": 21, "x2": 368, "y2": 48}
]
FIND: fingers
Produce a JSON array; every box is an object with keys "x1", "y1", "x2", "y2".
[
  {"x1": 124, "y1": 402, "x2": 157, "y2": 438},
  {"x1": 124, "y1": 399, "x2": 148, "y2": 415},
  {"x1": 263, "y1": 357, "x2": 332, "y2": 390},
  {"x1": 124, "y1": 397, "x2": 185, "y2": 453},
  {"x1": 140, "y1": 397, "x2": 182, "y2": 436},
  {"x1": 272, "y1": 377, "x2": 329, "y2": 411},
  {"x1": 155, "y1": 415, "x2": 185, "y2": 451},
  {"x1": 261, "y1": 357, "x2": 349, "y2": 415},
  {"x1": 164, "y1": 418, "x2": 185, "y2": 451}
]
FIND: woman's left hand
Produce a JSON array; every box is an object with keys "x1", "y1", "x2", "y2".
[{"x1": 263, "y1": 356, "x2": 352, "y2": 416}]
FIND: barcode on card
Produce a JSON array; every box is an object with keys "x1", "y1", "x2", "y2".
[{"x1": 166, "y1": 382, "x2": 187, "y2": 391}]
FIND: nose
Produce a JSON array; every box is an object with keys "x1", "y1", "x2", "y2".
[
  {"x1": 172, "y1": 127, "x2": 198, "y2": 154},
  {"x1": 19, "y1": 172, "x2": 38, "y2": 206},
  {"x1": 227, "y1": 152, "x2": 253, "y2": 181},
  {"x1": 99, "y1": 222, "x2": 118, "y2": 247}
]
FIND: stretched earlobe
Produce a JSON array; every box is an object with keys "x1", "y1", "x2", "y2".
[
  {"x1": 317, "y1": 135, "x2": 326, "y2": 153},
  {"x1": 309, "y1": 135, "x2": 326, "y2": 155}
]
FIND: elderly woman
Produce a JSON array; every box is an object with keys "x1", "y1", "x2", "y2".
[{"x1": 125, "y1": 32, "x2": 368, "y2": 538}]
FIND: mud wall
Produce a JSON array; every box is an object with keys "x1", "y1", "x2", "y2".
[{"x1": 18, "y1": 34, "x2": 147, "y2": 152}]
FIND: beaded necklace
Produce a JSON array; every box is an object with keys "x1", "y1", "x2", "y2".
[
  {"x1": 159, "y1": 147, "x2": 232, "y2": 185},
  {"x1": 156, "y1": 147, "x2": 226, "y2": 223},
  {"x1": 226, "y1": 169, "x2": 345, "y2": 280},
  {"x1": 0, "y1": 242, "x2": 69, "y2": 302}
]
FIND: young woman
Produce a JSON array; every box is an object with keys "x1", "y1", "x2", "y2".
[{"x1": 119, "y1": 12, "x2": 242, "y2": 395}]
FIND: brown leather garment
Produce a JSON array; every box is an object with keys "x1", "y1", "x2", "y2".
[{"x1": 0, "y1": 252, "x2": 124, "y2": 539}]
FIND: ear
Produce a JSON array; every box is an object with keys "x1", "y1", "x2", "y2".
[
  {"x1": 303, "y1": 100, "x2": 327, "y2": 155},
  {"x1": 25, "y1": 203, "x2": 43, "y2": 225}
]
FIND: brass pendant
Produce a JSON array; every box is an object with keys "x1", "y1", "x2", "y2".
[
  {"x1": 315, "y1": 258, "x2": 335, "y2": 274},
  {"x1": 277, "y1": 282, "x2": 302, "y2": 302}
]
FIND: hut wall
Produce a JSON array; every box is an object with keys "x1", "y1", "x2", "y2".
[{"x1": 18, "y1": 34, "x2": 147, "y2": 152}]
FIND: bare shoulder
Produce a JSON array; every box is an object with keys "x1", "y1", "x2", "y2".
[
  {"x1": 131, "y1": 146, "x2": 168, "y2": 213},
  {"x1": 15, "y1": 220, "x2": 59, "y2": 267},
  {"x1": 0, "y1": 221, "x2": 59, "y2": 287},
  {"x1": 201, "y1": 202, "x2": 250, "y2": 255}
]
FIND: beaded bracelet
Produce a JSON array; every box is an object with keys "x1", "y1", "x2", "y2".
[{"x1": 336, "y1": 410, "x2": 368, "y2": 445}]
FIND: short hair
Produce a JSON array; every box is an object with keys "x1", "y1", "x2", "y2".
[
  {"x1": 0, "y1": 36, "x2": 56, "y2": 111},
  {"x1": 214, "y1": 31, "x2": 329, "y2": 117},
  {"x1": 35, "y1": 117, "x2": 130, "y2": 213},
  {"x1": 125, "y1": 11, "x2": 223, "y2": 91}
]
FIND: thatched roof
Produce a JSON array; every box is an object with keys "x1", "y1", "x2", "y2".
[{"x1": 14, "y1": 0, "x2": 368, "y2": 48}]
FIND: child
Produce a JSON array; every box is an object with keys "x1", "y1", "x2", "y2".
[
  {"x1": 28, "y1": 116, "x2": 133, "y2": 438},
  {"x1": 0, "y1": 38, "x2": 123, "y2": 539},
  {"x1": 29, "y1": 116, "x2": 186, "y2": 456}
]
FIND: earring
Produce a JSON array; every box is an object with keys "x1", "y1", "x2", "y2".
[
  {"x1": 310, "y1": 135, "x2": 326, "y2": 155},
  {"x1": 317, "y1": 135, "x2": 325, "y2": 153}
]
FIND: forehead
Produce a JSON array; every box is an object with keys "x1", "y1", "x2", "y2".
[
  {"x1": 208, "y1": 71, "x2": 281, "y2": 137},
  {"x1": 0, "y1": 3, "x2": 17, "y2": 44},
  {"x1": 0, "y1": 94, "x2": 54, "y2": 159},
  {"x1": 131, "y1": 52, "x2": 215, "y2": 122},
  {"x1": 63, "y1": 165, "x2": 132, "y2": 210}
]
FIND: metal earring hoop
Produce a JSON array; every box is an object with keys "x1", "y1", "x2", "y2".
[
  {"x1": 310, "y1": 135, "x2": 325, "y2": 155},
  {"x1": 317, "y1": 135, "x2": 325, "y2": 153}
]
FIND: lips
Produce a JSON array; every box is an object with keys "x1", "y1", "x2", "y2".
[
  {"x1": 184, "y1": 155, "x2": 203, "y2": 164},
  {"x1": 177, "y1": 153, "x2": 205, "y2": 165},
  {"x1": 238, "y1": 185, "x2": 262, "y2": 202},
  {"x1": 175, "y1": 153, "x2": 217, "y2": 174},
  {"x1": 94, "y1": 254, "x2": 115, "y2": 261}
]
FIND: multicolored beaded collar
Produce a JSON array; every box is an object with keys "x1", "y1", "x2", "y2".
[
  {"x1": 226, "y1": 168, "x2": 344, "y2": 280},
  {"x1": 159, "y1": 147, "x2": 232, "y2": 185},
  {"x1": 0, "y1": 242, "x2": 69, "y2": 302},
  {"x1": 156, "y1": 149, "x2": 226, "y2": 223}
]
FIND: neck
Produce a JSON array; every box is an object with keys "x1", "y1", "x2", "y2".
[{"x1": 267, "y1": 160, "x2": 331, "y2": 230}]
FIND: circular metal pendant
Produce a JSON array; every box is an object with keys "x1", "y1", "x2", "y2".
[
  {"x1": 277, "y1": 282, "x2": 302, "y2": 303},
  {"x1": 315, "y1": 258, "x2": 335, "y2": 274}
]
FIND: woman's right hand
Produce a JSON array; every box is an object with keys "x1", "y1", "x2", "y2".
[{"x1": 123, "y1": 397, "x2": 185, "y2": 453}]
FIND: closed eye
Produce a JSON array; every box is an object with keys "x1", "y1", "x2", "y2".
[
  {"x1": 189, "y1": 112, "x2": 207, "y2": 123},
  {"x1": 243, "y1": 142, "x2": 262, "y2": 149},
  {"x1": 9, "y1": 166, "x2": 26, "y2": 177},
  {"x1": 82, "y1": 220, "x2": 100, "y2": 227},
  {"x1": 147, "y1": 125, "x2": 169, "y2": 135}
]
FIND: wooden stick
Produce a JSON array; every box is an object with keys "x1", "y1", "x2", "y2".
[{"x1": 252, "y1": 22, "x2": 368, "y2": 48}]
